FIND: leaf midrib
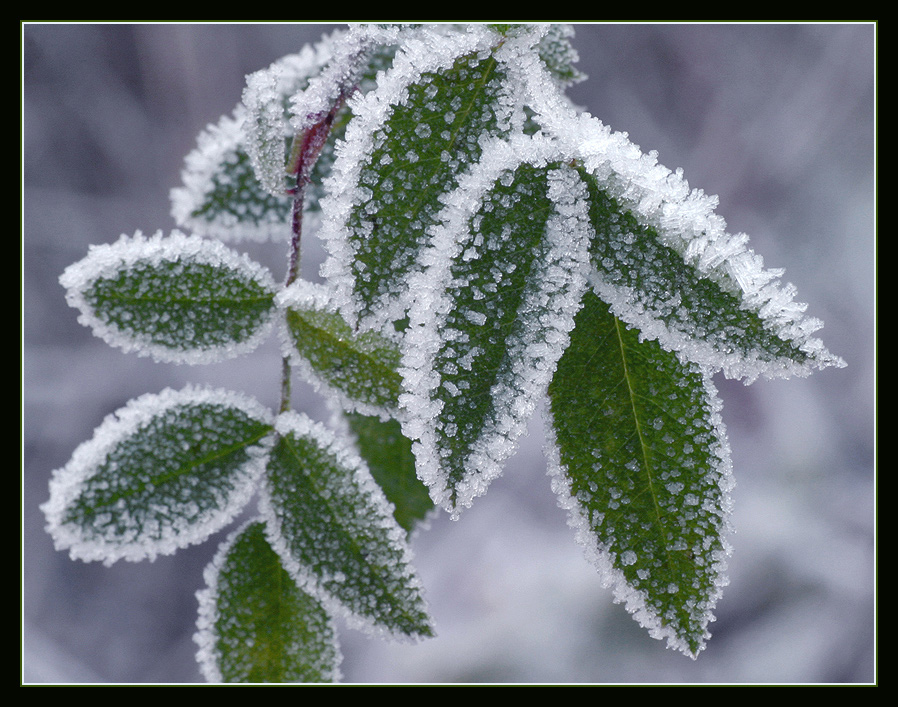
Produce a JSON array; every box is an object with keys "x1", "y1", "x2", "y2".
[{"x1": 612, "y1": 315, "x2": 673, "y2": 571}]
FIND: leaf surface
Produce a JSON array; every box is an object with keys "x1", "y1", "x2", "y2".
[
  {"x1": 279, "y1": 280, "x2": 403, "y2": 417},
  {"x1": 60, "y1": 231, "x2": 278, "y2": 363},
  {"x1": 506, "y1": 45, "x2": 845, "y2": 381},
  {"x1": 261, "y1": 412, "x2": 433, "y2": 639},
  {"x1": 401, "y1": 148, "x2": 591, "y2": 516},
  {"x1": 170, "y1": 110, "x2": 294, "y2": 242},
  {"x1": 195, "y1": 520, "x2": 340, "y2": 683},
  {"x1": 546, "y1": 290, "x2": 732, "y2": 657},
  {"x1": 344, "y1": 412, "x2": 434, "y2": 535},
  {"x1": 42, "y1": 387, "x2": 274, "y2": 564},
  {"x1": 318, "y1": 26, "x2": 517, "y2": 331}
]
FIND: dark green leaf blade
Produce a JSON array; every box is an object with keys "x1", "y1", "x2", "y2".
[
  {"x1": 547, "y1": 290, "x2": 733, "y2": 658},
  {"x1": 60, "y1": 231, "x2": 278, "y2": 364},
  {"x1": 344, "y1": 412, "x2": 434, "y2": 535},
  {"x1": 261, "y1": 412, "x2": 434, "y2": 640},
  {"x1": 42, "y1": 386, "x2": 275, "y2": 564},
  {"x1": 401, "y1": 154, "x2": 591, "y2": 516},
  {"x1": 195, "y1": 520, "x2": 341, "y2": 683},
  {"x1": 578, "y1": 167, "x2": 835, "y2": 381},
  {"x1": 319, "y1": 27, "x2": 516, "y2": 332},
  {"x1": 171, "y1": 110, "x2": 294, "y2": 242},
  {"x1": 513, "y1": 47, "x2": 843, "y2": 382},
  {"x1": 280, "y1": 280, "x2": 403, "y2": 417}
]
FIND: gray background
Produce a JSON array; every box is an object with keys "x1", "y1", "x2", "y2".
[{"x1": 23, "y1": 23, "x2": 875, "y2": 684}]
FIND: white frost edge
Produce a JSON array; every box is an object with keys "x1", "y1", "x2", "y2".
[
  {"x1": 276, "y1": 280, "x2": 397, "y2": 421},
  {"x1": 194, "y1": 517, "x2": 343, "y2": 684},
  {"x1": 287, "y1": 25, "x2": 372, "y2": 137},
  {"x1": 41, "y1": 385, "x2": 274, "y2": 566},
  {"x1": 504, "y1": 35, "x2": 845, "y2": 382},
  {"x1": 59, "y1": 229, "x2": 278, "y2": 365},
  {"x1": 399, "y1": 134, "x2": 592, "y2": 517},
  {"x1": 542, "y1": 371, "x2": 735, "y2": 659},
  {"x1": 316, "y1": 24, "x2": 509, "y2": 333},
  {"x1": 258, "y1": 410, "x2": 434, "y2": 642}
]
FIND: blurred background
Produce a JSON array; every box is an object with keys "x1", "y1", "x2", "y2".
[{"x1": 22, "y1": 23, "x2": 875, "y2": 684}]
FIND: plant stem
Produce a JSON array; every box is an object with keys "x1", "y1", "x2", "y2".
[
  {"x1": 278, "y1": 94, "x2": 348, "y2": 414},
  {"x1": 280, "y1": 178, "x2": 306, "y2": 415}
]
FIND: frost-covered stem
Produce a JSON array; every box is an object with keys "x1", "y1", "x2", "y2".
[
  {"x1": 280, "y1": 92, "x2": 351, "y2": 411},
  {"x1": 279, "y1": 355, "x2": 293, "y2": 414},
  {"x1": 280, "y1": 166, "x2": 308, "y2": 414},
  {"x1": 285, "y1": 181, "x2": 306, "y2": 289}
]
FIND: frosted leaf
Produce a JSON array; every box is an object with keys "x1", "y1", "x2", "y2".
[
  {"x1": 259, "y1": 411, "x2": 433, "y2": 640},
  {"x1": 242, "y1": 61, "x2": 296, "y2": 198},
  {"x1": 535, "y1": 23, "x2": 587, "y2": 88},
  {"x1": 400, "y1": 136, "x2": 591, "y2": 517},
  {"x1": 42, "y1": 386, "x2": 275, "y2": 565},
  {"x1": 241, "y1": 37, "x2": 363, "y2": 197},
  {"x1": 59, "y1": 230, "x2": 278, "y2": 364},
  {"x1": 278, "y1": 279, "x2": 403, "y2": 419},
  {"x1": 173, "y1": 30, "x2": 369, "y2": 242},
  {"x1": 170, "y1": 108, "x2": 294, "y2": 242},
  {"x1": 317, "y1": 24, "x2": 520, "y2": 332},
  {"x1": 502, "y1": 34, "x2": 844, "y2": 383},
  {"x1": 195, "y1": 520, "x2": 341, "y2": 683},
  {"x1": 546, "y1": 291, "x2": 733, "y2": 658}
]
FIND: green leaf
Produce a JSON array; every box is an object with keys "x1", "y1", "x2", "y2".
[
  {"x1": 344, "y1": 412, "x2": 434, "y2": 535},
  {"x1": 261, "y1": 412, "x2": 434, "y2": 639},
  {"x1": 318, "y1": 27, "x2": 516, "y2": 331},
  {"x1": 401, "y1": 152, "x2": 591, "y2": 516},
  {"x1": 511, "y1": 56, "x2": 844, "y2": 382},
  {"x1": 195, "y1": 520, "x2": 340, "y2": 683},
  {"x1": 170, "y1": 110, "x2": 295, "y2": 242},
  {"x1": 60, "y1": 231, "x2": 278, "y2": 364},
  {"x1": 578, "y1": 167, "x2": 832, "y2": 381},
  {"x1": 41, "y1": 386, "x2": 274, "y2": 565},
  {"x1": 172, "y1": 30, "x2": 401, "y2": 242},
  {"x1": 280, "y1": 280, "x2": 403, "y2": 416},
  {"x1": 546, "y1": 290, "x2": 732, "y2": 658}
]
